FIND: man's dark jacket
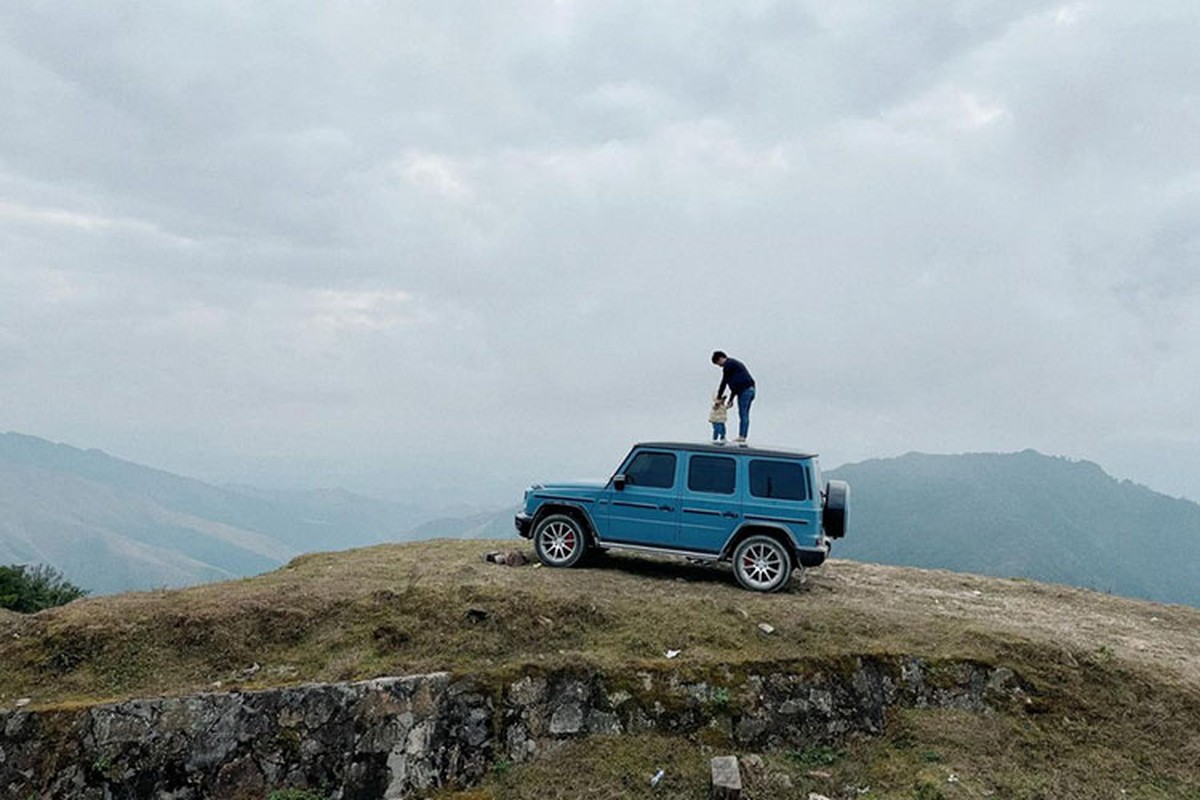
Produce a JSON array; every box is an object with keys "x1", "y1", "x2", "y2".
[{"x1": 718, "y1": 357, "x2": 755, "y2": 397}]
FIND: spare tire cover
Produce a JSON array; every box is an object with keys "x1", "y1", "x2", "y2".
[{"x1": 823, "y1": 480, "x2": 850, "y2": 539}]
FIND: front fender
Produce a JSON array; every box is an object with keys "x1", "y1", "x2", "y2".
[{"x1": 530, "y1": 501, "x2": 600, "y2": 544}]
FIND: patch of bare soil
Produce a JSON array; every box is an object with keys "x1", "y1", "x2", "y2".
[{"x1": 813, "y1": 559, "x2": 1200, "y2": 688}]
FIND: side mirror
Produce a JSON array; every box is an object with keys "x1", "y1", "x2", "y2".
[{"x1": 613, "y1": 474, "x2": 627, "y2": 491}]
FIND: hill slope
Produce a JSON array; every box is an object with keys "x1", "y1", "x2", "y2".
[
  {"x1": 1, "y1": 540, "x2": 1198, "y2": 798},
  {"x1": 0, "y1": 432, "x2": 432, "y2": 593},
  {"x1": 828, "y1": 450, "x2": 1200, "y2": 606}
]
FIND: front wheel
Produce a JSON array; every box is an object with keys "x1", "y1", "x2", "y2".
[
  {"x1": 533, "y1": 514, "x2": 588, "y2": 568},
  {"x1": 732, "y1": 535, "x2": 793, "y2": 592}
]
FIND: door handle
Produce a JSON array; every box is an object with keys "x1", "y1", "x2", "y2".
[
  {"x1": 723, "y1": 511, "x2": 739, "y2": 518},
  {"x1": 659, "y1": 505, "x2": 674, "y2": 512}
]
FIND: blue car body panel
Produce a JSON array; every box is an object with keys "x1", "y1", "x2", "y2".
[{"x1": 517, "y1": 442, "x2": 836, "y2": 567}]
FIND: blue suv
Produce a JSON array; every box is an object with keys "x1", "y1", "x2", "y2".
[{"x1": 515, "y1": 442, "x2": 849, "y2": 592}]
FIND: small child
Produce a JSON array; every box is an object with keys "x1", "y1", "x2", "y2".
[{"x1": 709, "y1": 394, "x2": 728, "y2": 443}]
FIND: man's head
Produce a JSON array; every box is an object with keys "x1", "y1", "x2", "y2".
[{"x1": 711, "y1": 350, "x2": 727, "y2": 366}]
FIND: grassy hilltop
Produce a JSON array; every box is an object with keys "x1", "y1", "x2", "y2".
[{"x1": 2, "y1": 539, "x2": 1199, "y2": 799}]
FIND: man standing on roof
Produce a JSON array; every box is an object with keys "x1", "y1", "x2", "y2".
[{"x1": 711, "y1": 351, "x2": 756, "y2": 446}]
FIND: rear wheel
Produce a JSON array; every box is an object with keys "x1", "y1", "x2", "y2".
[
  {"x1": 732, "y1": 535, "x2": 793, "y2": 592},
  {"x1": 533, "y1": 514, "x2": 588, "y2": 568}
]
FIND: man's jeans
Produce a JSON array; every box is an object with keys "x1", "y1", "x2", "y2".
[{"x1": 736, "y1": 386, "x2": 755, "y2": 438}]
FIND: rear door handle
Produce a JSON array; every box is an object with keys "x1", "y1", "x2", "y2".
[{"x1": 660, "y1": 505, "x2": 674, "y2": 512}]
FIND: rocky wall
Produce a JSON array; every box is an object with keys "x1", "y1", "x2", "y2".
[{"x1": 0, "y1": 657, "x2": 1027, "y2": 799}]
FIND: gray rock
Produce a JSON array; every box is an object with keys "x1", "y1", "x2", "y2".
[
  {"x1": 710, "y1": 755, "x2": 742, "y2": 798},
  {"x1": 587, "y1": 711, "x2": 622, "y2": 735},
  {"x1": 549, "y1": 703, "x2": 584, "y2": 735},
  {"x1": 779, "y1": 699, "x2": 806, "y2": 715},
  {"x1": 987, "y1": 667, "x2": 1016, "y2": 693},
  {"x1": 510, "y1": 675, "x2": 547, "y2": 707},
  {"x1": 809, "y1": 688, "x2": 834, "y2": 715}
]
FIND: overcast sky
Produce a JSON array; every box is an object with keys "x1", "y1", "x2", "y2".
[{"x1": 2, "y1": 1, "x2": 1199, "y2": 507}]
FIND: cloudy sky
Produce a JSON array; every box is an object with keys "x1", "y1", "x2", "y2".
[{"x1": 2, "y1": 1, "x2": 1199, "y2": 507}]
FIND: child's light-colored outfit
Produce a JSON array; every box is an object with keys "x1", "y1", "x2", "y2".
[{"x1": 709, "y1": 398, "x2": 728, "y2": 442}]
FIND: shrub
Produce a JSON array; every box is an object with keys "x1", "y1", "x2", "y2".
[
  {"x1": 0, "y1": 564, "x2": 88, "y2": 613},
  {"x1": 267, "y1": 790, "x2": 325, "y2": 800}
]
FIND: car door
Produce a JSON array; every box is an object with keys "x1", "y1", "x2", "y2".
[
  {"x1": 602, "y1": 449, "x2": 680, "y2": 545},
  {"x1": 679, "y1": 452, "x2": 741, "y2": 553}
]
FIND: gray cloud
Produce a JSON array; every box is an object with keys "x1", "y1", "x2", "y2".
[{"x1": 2, "y1": 1, "x2": 1199, "y2": 506}]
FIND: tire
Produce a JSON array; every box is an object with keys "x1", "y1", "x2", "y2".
[
  {"x1": 533, "y1": 513, "x2": 588, "y2": 568},
  {"x1": 823, "y1": 480, "x2": 850, "y2": 539},
  {"x1": 732, "y1": 534, "x2": 793, "y2": 592}
]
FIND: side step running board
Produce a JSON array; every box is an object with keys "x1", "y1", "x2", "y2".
[{"x1": 597, "y1": 541, "x2": 722, "y2": 562}]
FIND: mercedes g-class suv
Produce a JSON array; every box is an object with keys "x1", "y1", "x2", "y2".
[{"x1": 515, "y1": 442, "x2": 849, "y2": 592}]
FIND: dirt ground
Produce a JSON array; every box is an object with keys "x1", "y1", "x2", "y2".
[{"x1": 808, "y1": 558, "x2": 1200, "y2": 689}]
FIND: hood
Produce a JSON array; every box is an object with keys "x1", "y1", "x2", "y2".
[{"x1": 530, "y1": 479, "x2": 608, "y2": 494}]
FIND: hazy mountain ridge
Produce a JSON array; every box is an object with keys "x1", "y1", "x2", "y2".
[
  {"x1": 0, "y1": 460, "x2": 289, "y2": 585},
  {"x1": 828, "y1": 449, "x2": 1200, "y2": 606},
  {"x1": 0, "y1": 433, "x2": 438, "y2": 594},
  {"x1": 409, "y1": 506, "x2": 520, "y2": 540}
]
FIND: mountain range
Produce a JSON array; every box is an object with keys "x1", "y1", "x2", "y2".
[
  {"x1": 0, "y1": 432, "x2": 436, "y2": 594},
  {"x1": 826, "y1": 449, "x2": 1200, "y2": 606}
]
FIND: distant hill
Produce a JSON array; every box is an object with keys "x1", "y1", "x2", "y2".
[
  {"x1": 409, "y1": 506, "x2": 520, "y2": 540},
  {"x1": 0, "y1": 432, "x2": 435, "y2": 594},
  {"x1": 828, "y1": 449, "x2": 1200, "y2": 606}
]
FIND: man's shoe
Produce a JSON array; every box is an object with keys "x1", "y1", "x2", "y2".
[{"x1": 735, "y1": 437, "x2": 747, "y2": 447}]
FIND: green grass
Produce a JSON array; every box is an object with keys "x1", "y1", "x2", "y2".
[{"x1": 266, "y1": 790, "x2": 326, "y2": 800}]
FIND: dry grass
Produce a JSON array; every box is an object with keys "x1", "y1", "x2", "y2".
[
  {"x1": 2, "y1": 540, "x2": 1199, "y2": 709},
  {"x1": 4, "y1": 539, "x2": 1200, "y2": 797}
]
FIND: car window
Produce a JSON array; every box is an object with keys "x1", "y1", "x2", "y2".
[
  {"x1": 749, "y1": 459, "x2": 808, "y2": 500},
  {"x1": 687, "y1": 455, "x2": 736, "y2": 494},
  {"x1": 624, "y1": 452, "x2": 676, "y2": 489}
]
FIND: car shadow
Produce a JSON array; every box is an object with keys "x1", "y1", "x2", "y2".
[
  {"x1": 583, "y1": 551, "x2": 731, "y2": 585},
  {"x1": 579, "y1": 550, "x2": 810, "y2": 594}
]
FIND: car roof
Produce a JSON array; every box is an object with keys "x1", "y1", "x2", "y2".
[{"x1": 634, "y1": 441, "x2": 818, "y2": 460}]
